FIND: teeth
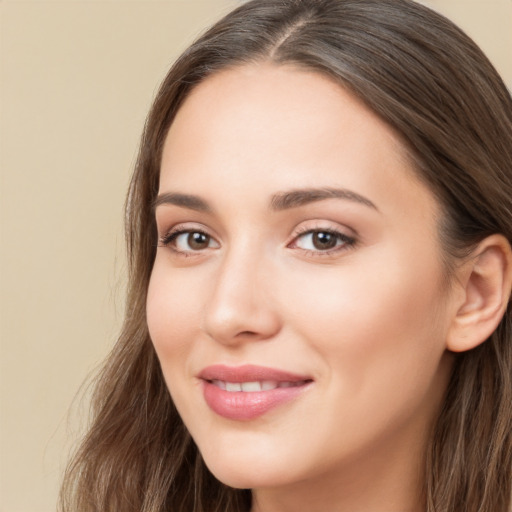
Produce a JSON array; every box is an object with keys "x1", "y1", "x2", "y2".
[
  {"x1": 225, "y1": 382, "x2": 242, "y2": 392},
  {"x1": 262, "y1": 380, "x2": 278, "y2": 391},
  {"x1": 211, "y1": 380, "x2": 304, "y2": 392},
  {"x1": 241, "y1": 381, "x2": 262, "y2": 392},
  {"x1": 212, "y1": 379, "x2": 226, "y2": 390}
]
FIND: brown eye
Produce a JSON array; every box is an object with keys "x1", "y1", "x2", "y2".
[
  {"x1": 160, "y1": 229, "x2": 220, "y2": 253},
  {"x1": 311, "y1": 231, "x2": 338, "y2": 250},
  {"x1": 292, "y1": 229, "x2": 355, "y2": 254},
  {"x1": 187, "y1": 232, "x2": 210, "y2": 250}
]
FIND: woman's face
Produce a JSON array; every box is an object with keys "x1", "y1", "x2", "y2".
[{"x1": 147, "y1": 64, "x2": 456, "y2": 497}]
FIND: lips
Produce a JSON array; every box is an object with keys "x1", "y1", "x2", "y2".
[{"x1": 198, "y1": 364, "x2": 313, "y2": 420}]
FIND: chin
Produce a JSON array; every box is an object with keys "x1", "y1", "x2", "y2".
[
  {"x1": 206, "y1": 464, "x2": 283, "y2": 490},
  {"x1": 199, "y1": 445, "x2": 298, "y2": 490}
]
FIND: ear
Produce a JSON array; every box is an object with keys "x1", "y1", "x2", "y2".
[{"x1": 447, "y1": 234, "x2": 512, "y2": 353}]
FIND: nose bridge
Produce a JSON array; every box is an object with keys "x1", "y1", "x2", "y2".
[{"x1": 202, "y1": 238, "x2": 280, "y2": 344}]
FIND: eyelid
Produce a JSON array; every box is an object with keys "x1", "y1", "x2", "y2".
[
  {"x1": 158, "y1": 223, "x2": 220, "y2": 254},
  {"x1": 287, "y1": 222, "x2": 357, "y2": 256},
  {"x1": 157, "y1": 220, "x2": 357, "y2": 258}
]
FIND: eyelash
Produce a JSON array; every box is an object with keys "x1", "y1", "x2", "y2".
[
  {"x1": 158, "y1": 227, "x2": 215, "y2": 257},
  {"x1": 288, "y1": 226, "x2": 356, "y2": 257},
  {"x1": 157, "y1": 225, "x2": 356, "y2": 258}
]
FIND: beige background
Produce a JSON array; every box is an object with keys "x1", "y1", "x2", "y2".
[{"x1": 0, "y1": 1, "x2": 510, "y2": 511}]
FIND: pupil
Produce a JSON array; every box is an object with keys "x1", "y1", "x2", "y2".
[
  {"x1": 313, "y1": 232, "x2": 337, "y2": 250},
  {"x1": 188, "y1": 232, "x2": 209, "y2": 250}
]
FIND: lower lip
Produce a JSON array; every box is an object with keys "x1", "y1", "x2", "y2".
[{"x1": 202, "y1": 381, "x2": 311, "y2": 421}]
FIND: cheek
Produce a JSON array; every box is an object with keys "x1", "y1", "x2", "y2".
[
  {"x1": 278, "y1": 253, "x2": 451, "y2": 460},
  {"x1": 146, "y1": 261, "x2": 202, "y2": 360},
  {"x1": 283, "y1": 249, "x2": 449, "y2": 392}
]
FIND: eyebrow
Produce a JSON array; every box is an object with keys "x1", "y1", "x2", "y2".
[
  {"x1": 152, "y1": 192, "x2": 212, "y2": 213},
  {"x1": 270, "y1": 187, "x2": 378, "y2": 211},
  {"x1": 152, "y1": 187, "x2": 378, "y2": 213}
]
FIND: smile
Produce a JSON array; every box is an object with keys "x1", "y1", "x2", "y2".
[
  {"x1": 210, "y1": 380, "x2": 309, "y2": 392},
  {"x1": 199, "y1": 365, "x2": 313, "y2": 420}
]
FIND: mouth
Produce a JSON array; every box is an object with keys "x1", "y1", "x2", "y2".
[
  {"x1": 198, "y1": 364, "x2": 313, "y2": 420},
  {"x1": 209, "y1": 379, "x2": 310, "y2": 392}
]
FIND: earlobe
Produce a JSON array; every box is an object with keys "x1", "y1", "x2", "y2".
[{"x1": 447, "y1": 234, "x2": 512, "y2": 353}]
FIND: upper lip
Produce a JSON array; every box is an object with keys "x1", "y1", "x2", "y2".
[{"x1": 198, "y1": 364, "x2": 312, "y2": 383}]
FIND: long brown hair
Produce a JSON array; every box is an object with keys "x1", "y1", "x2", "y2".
[{"x1": 60, "y1": 1, "x2": 512, "y2": 511}]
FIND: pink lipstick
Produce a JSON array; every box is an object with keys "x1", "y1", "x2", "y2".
[{"x1": 198, "y1": 364, "x2": 313, "y2": 420}]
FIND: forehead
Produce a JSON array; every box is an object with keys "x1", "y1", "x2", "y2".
[
  {"x1": 160, "y1": 63, "x2": 438, "y2": 221},
  {"x1": 164, "y1": 63, "x2": 405, "y2": 164}
]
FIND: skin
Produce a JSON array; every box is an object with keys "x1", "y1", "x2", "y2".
[{"x1": 147, "y1": 63, "x2": 460, "y2": 512}]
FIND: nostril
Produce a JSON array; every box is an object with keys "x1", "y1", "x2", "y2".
[{"x1": 237, "y1": 331, "x2": 258, "y2": 337}]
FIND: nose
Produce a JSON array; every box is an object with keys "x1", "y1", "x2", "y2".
[{"x1": 201, "y1": 249, "x2": 282, "y2": 346}]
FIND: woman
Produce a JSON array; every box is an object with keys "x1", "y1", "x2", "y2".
[{"x1": 60, "y1": 0, "x2": 512, "y2": 511}]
